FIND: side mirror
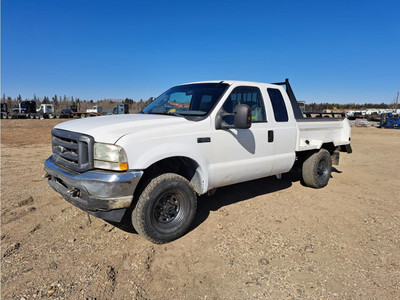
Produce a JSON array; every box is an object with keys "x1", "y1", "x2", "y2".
[
  {"x1": 216, "y1": 104, "x2": 252, "y2": 129},
  {"x1": 233, "y1": 104, "x2": 252, "y2": 129}
]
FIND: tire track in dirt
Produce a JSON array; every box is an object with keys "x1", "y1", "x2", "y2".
[{"x1": 2, "y1": 242, "x2": 22, "y2": 258}]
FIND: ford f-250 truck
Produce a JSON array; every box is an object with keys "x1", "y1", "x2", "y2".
[{"x1": 44, "y1": 79, "x2": 352, "y2": 243}]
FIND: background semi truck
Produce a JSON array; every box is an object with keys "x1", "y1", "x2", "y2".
[{"x1": 113, "y1": 103, "x2": 129, "y2": 114}]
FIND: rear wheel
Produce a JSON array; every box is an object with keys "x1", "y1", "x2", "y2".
[
  {"x1": 302, "y1": 149, "x2": 332, "y2": 188},
  {"x1": 132, "y1": 173, "x2": 197, "y2": 244}
]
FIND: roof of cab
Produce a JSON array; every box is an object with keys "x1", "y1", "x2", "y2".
[{"x1": 179, "y1": 80, "x2": 280, "y2": 87}]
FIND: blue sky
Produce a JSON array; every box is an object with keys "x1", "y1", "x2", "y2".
[{"x1": 2, "y1": 0, "x2": 399, "y2": 103}]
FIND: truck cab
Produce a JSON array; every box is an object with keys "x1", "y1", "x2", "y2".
[
  {"x1": 37, "y1": 104, "x2": 54, "y2": 114},
  {"x1": 86, "y1": 106, "x2": 103, "y2": 114},
  {"x1": 8, "y1": 101, "x2": 37, "y2": 118},
  {"x1": 112, "y1": 104, "x2": 129, "y2": 114}
]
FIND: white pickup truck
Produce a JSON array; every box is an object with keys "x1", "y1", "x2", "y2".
[{"x1": 44, "y1": 79, "x2": 352, "y2": 243}]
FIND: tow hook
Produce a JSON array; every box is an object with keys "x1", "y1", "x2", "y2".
[{"x1": 67, "y1": 188, "x2": 81, "y2": 198}]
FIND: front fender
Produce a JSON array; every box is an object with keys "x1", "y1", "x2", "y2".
[{"x1": 120, "y1": 140, "x2": 212, "y2": 194}]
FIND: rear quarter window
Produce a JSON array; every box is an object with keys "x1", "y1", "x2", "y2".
[{"x1": 267, "y1": 88, "x2": 288, "y2": 122}]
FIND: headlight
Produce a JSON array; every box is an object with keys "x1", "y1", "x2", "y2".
[{"x1": 94, "y1": 143, "x2": 128, "y2": 171}]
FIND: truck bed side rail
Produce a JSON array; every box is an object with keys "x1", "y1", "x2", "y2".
[{"x1": 303, "y1": 112, "x2": 346, "y2": 118}]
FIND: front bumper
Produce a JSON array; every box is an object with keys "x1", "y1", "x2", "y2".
[{"x1": 44, "y1": 156, "x2": 143, "y2": 222}]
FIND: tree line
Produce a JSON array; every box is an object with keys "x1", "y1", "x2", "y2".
[
  {"x1": 2, "y1": 93, "x2": 397, "y2": 113},
  {"x1": 304, "y1": 102, "x2": 395, "y2": 112},
  {"x1": 1, "y1": 94, "x2": 154, "y2": 114}
]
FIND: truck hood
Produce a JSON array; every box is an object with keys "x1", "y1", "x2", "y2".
[{"x1": 54, "y1": 114, "x2": 191, "y2": 144}]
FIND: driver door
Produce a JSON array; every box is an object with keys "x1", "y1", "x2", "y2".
[{"x1": 211, "y1": 86, "x2": 275, "y2": 188}]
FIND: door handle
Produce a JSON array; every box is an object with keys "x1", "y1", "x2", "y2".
[{"x1": 268, "y1": 130, "x2": 274, "y2": 143}]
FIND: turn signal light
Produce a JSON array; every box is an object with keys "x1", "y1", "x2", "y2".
[{"x1": 119, "y1": 163, "x2": 128, "y2": 171}]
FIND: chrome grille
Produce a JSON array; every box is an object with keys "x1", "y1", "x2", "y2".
[{"x1": 52, "y1": 129, "x2": 94, "y2": 172}]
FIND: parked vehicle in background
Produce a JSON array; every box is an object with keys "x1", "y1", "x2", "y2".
[
  {"x1": 113, "y1": 104, "x2": 129, "y2": 114},
  {"x1": 86, "y1": 106, "x2": 103, "y2": 114},
  {"x1": 58, "y1": 105, "x2": 104, "y2": 119},
  {"x1": 59, "y1": 108, "x2": 74, "y2": 118},
  {"x1": 33, "y1": 104, "x2": 55, "y2": 119},
  {"x1": 62, "y1": 105, "x2": 105, "y2": 118},
  {"x1": 1, "y1": 103, "x2": 8, "y2": 119},
  {"x1": 6, "y1": 100, "x2": 37, "y2": 119},
  {"x1": 297, "y1": 101, "x2": 305, "y2": 113},
  {"x1": 57, "y1": 105, "x2": 104, "y2": 119},
  {"x1": 4, "y1": 102, "x2": 55, "y2": 119},
  {"x1": 366, "y1": 112, "x2": 381, "y2": 122},
  {"x1": 44, "y1": 79, "x2": 352, "y2": 243},
  {"x1": 380, "y1": 112, "x2": 400, "y2": 129},
  {"x1": 2, "y1": 102, "x2": 114, "y2": 119}
]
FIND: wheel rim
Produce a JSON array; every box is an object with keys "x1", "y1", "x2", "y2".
[
  {"x1": 317, "y1": 157, "x2": 329, "y2": 180},
  {"x1": 153, "y1": 191, "x2": 182, "y2": 224}
]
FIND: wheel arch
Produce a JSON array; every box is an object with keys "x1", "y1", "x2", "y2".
[
  {"x1": 135, "y1": 156, "x2": 206, "y2": 196},
  {"x1": 320, "y1": 142, "x2": 337, "y2": 155},
  {"x1": 296, "y1": 142, "x2": 337, "y2": 164}
]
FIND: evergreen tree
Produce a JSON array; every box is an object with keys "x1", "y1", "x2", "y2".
[
  {"x1": 6, "y1": 97, "x2": 12, "y2": 109},
  {"x1": 52, "y1": 94, "x2": 59, "y2": 108}
]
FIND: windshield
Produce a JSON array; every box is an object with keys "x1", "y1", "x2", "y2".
[{"x1": 142, "y1": 83, "x2": 229, "y2": 117}]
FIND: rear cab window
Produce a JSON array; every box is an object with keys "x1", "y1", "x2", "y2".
[{"x1": 267, "y1": 88, "x2": 288, "y2": 122}]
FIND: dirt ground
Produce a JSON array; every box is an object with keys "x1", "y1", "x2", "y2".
[{"x1": 1, "y1": 119, "x2": 399, "y2": 299}]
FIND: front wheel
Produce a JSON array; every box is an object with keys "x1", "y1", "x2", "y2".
[
  {"x1": 132, "y1": 173, "x2": 197, "y2": 244},
  {"x1": 302, "y1": 149, "x2": 332, "y2": 188}
]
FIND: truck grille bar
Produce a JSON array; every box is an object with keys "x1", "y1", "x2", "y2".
[{"x1": 52, "y1": 129, "x2": 94, "y2": 172}]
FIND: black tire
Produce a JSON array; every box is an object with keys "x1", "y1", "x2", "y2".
[
  {"x1": 132, "y1": 173, "x2": 197, "y2": 244},
  {"x1": 302, "y1": 149, "x2": 332, "y2": 188}
]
